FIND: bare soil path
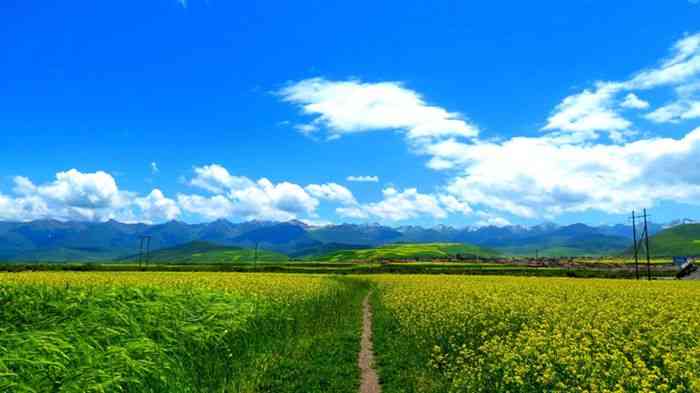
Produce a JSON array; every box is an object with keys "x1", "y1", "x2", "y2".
[{"x1": 358, "y1": 291, "x2": 381, "y2": 393}]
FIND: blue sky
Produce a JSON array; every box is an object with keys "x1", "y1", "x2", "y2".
[{"x1": 1, "y1": 1, "x2": 700, "y2": 227}]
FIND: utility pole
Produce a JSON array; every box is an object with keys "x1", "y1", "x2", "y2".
[
  {"x1": 643, "y1": 209, "x2": 652, "y2": 281},
  {"x1": 631, "y1": 211, "x2": 639, "y2": 280},
  {"x1": 138, "y1": 236, "x2": 144, "y2": 268},
  {"x1": 139, "y1": 235, "x2": 151, "y2": 269},
  {"x1": 254, "y1": 242, "x2": 259, "y2": 266},
  {"x1": 145, "y1": 236, "x2": 151, "y2": 268}
]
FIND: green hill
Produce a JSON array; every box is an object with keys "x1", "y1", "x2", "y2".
[
  {"x1": 309, "y1": 242, "x2": 499, "y2": 262},
  {"x1": 122, "y1": 241, "x2": 288, "y2": 264},
  {"x1": 644, "y1": 224, "x2": 700, "y2": 257}
]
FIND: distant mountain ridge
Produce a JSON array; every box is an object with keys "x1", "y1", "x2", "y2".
[{"x1": 0, "y1": 218, "x2": 675, "y2": 262}]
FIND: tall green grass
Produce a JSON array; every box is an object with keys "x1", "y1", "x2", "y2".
[{"x1": 0, "y1": 273, "x2": 366, "y2": 392}]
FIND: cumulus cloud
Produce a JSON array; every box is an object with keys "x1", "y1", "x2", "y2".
[
  {"x1": 544, "y1": 33, "x2": 700, "y2": 141},
  {"x1": 180, "y1": 164, "x2": 321, "y2": 221},
  {"x1": 279, "y1": 78, "x2": 478, "y2": 141},
  {"x1": 135, "y1": 189, "x2": 180, "y2": 222},
  {"x1": 430, "y1": 128, "x2": 700, "y2": 219},
  {"x1": 0, "y1": 169, "x2": 179, "y2": 223},
  {"x1": 336, "y1": 187, "x2": 447, "y2": 221},
  {"x1": 305, "y1": 183, "x2": 357, "y2": 205},
  {"x1": 543, "y1": 82, "x2": 629, "y2": 139},
  {"x1": 14, "y1": 169, "x2": 123, "y2": 209},
  {"x1": 188, "y1": 164, "x2": 254, "y2": 194},
  {"x1": 626, "y1": 33, "x2": 700, "y2": 90},
  {"x1": 346, "y1": 175, "x2": 379, "y2": 183},
  {"x1": 176, "y1": 194, "x2": 235, "y2": 220},
  {"x1": 272, "y1": 34, "x2": 700, "y2": 223},
  {"x1": 410, "y1": 33, "x2": 700, "y2": 221},
  {"x1": 620, "y1": 93, "x2": 650, "y2": 109},
  {"x1": 646, "y1": 101, "x2": 700, "y2": 123},
  {"x1": 438, "y1": 195, "x2": 473, "y2": 215},
  {"x1": 0, "y1": 193, "x2": 49, "y2": 222},
  {"x1": 474, "y1": 212, "x2": 512, "y2": 228},
  {"x1": 279, "y1": 34, "x2": 700, "y2": 224}
]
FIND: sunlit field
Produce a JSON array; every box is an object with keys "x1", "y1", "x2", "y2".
[
  {"x1": 367, "y1": 275, "x2": 700, "y2": 393},
  {"x1": 0, "y1": 272, "x2": 366, "y2": 393},
  {"x1": 3, "y1": 272, "x2": 700, "y2": 392}
]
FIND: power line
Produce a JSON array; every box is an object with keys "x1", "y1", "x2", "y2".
[
  {"x1": 138, "y1": 235, "x2": 152, "y2": 269},
  {"x1": 642, "y1": 209, "x2": 652, "y2": 281},
  {"x1": 630, "y1": 209, "x2": 652, "y2": 280},
  {"x1": 631, "y1": 211, "x2": 639, "y2": 280},
  {"x1": 254, "y1": 242, "x2": 259, "y2": 267}
]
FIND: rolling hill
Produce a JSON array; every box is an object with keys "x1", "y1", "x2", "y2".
[
  {"x1": 644, "y1": 224, "x2": 700, "y2": 257},
  {"x1": 310, "y1": 243, "x2": 499, "y2": 262},
  {"x1": 122, "y1": 241, "x2": 288, "y2": 264}
]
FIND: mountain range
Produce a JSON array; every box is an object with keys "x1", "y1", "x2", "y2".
[{"x1": 0, "y1": 218, "x2": 684, "y2": 262}]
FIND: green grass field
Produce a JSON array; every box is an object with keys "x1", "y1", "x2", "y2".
[
  {"x1": 0, "y1": 272, "x2": 366, "y2": 393},
  {"x1": 1, "y1": 272, "x2": 699, "y2": 392},
  {"x1": 310, "y1": 242, "x2": 499, "y2": 262},
  {"x1": 640, "y1": 224, "x2": 700, "y2": 257},
  {"x1": 122, "y1": 241, "x2": 289, "y2": 264}
]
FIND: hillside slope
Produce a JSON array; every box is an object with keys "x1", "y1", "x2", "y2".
[
  {"x1": 123, "y1": 241, "x2": 288, "y2": 264},
  {"x1": 646, "y1": 224, "x2": 700, "y2": 257},
  {"x1": 310, "y1": 243, "x2": 499, "y2": 262}
]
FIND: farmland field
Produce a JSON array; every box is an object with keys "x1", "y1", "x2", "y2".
[
  {"x1": 311, "y1": 243, "x2": 500, "y2": 262},
  {"x1": 368, "y1": 275, "x2": 700, "y2": 393},
  {"x1": 0, "y1": 272, "x2": 366, "y2": 393},
  {"x1": 2, "y1": 272, "x2": 700, "y2": 392}
]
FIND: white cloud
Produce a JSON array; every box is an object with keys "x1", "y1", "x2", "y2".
[
  {"x1": 1, "y1": 169, "x2": 180, "y2": 223},
  {"x1": 474, "y1": 212, "x2": 512, "y2": 228},
  {"x1": 134, "y1": 189, "x2": 180, "y2": 222},
  {"x1": 189, "y1": 164, "x2": 255, "y2": 194},
  {"x1": 543, "y1": 82, "x2": 629, "y2": 140},
  {"x1": 14, "y1": 169, "x2": 123, "y2": 209},
  {"x1": 620, "y1": 93, "x2": 650, "y2": 109},
  {"x1": 279, "y1": 78, "x2": 478, "y2": 141},
  {"x1": 0, "y1": 193, "x2": 49, "y2": 222},
  {"x1": 305, "y1": 183, "x2": 357, "y2": 205},
  {"x1": 544, "y1": 33, "x2": 700, "y2": 141},
  {"x1": 274, "y1": 33, "x2": 700, "y2": 224},
  {"x1": 626, "y1": 33, "x2": 700, "y2": 90},
  {"x1": 335, "y1": 205, "x2": 370, "y2": 219},
  {"x1": 336, "y1": 187, "x2": 447, "y2": 221},
  {"x1": 176, "y1": 194, "x2": 234, "y2": 220},
  {"x1": 234, "y1": 179, "x2": 318, "y2": 219},
  {"x1": 646, "y1": 100, "x2": 700, "y2": 123},
  {"x1": 346, "y1": 175, "x2": 379, "y2": 183},
  {"x1": 150, "y1": 162, "x2": 159, "y2": 174},
  {"x1": 438, "y1": 195, "x2": 473, "y2": 215},
  {"x1": 410, "y1": 33, "x2": 700, "y2": 220},
  {"x1": 182, "y1": 164, "x2": 320, "y2": 221},
  {"x1": 431, "y1": 128, "x2": 700, "y2": 219}
]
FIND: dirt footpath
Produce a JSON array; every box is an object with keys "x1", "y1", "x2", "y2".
[{"x1": 358, "y1": 291, "x2": 381, "y2": 393}]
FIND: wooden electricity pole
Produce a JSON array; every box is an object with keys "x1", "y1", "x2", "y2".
[
  {"x1": 643, "y1": 209, "x2": 652, "y2": 281},
  {"x1": 631, "y1": 211, "x2": 639, "y2": 280}
]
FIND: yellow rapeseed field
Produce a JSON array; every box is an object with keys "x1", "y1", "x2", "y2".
[{"x1": 368, "y1": 275, "x2": 700, "y2": 393}]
